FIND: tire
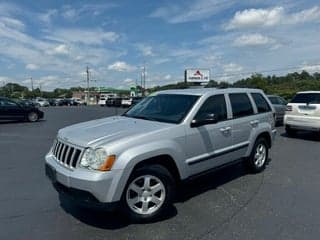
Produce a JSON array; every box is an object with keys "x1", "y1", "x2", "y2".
[
  {"x1": 27, "y1": 112, "x2": 39, "y2": 122},
  {"x1": 246, "y1": 138, "x2": 269, "y2": 173},
  {"x1": 121, "y1": 164, "x2": 175, "y2": 222},
  {"x1": 285, "y1": 126, "x2": 297, "y2": 136}
]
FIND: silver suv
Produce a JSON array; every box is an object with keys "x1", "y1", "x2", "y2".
[{"x1": 45, "y1": 88, "x2": 276, "y2": 222}]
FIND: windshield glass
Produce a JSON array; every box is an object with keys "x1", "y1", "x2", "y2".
[{"x1": 124, "y1": 94, "x2": 199, "y2": 124}]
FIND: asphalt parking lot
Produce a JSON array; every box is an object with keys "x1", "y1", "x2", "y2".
[{"x1": 1, "y1": 106, "x2": 320, "y2": 240}]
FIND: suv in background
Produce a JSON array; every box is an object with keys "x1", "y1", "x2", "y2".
[
  {"x1": 284, "y1": 91, "x2": 320, "y2": 135},
  {"x1": 45, "y1": 88, "x2": 276, "y2": 222},
  {"x1": 267, "y1": 95, "x2": 287, "y2": 125}
]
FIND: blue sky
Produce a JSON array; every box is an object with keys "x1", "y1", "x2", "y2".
[{"x1": 0, "y1": 0, "x2": 320, "y2": 90}]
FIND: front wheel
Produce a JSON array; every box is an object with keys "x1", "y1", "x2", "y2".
[
  {"x1": 27, "y1": 112, "x2": 39, "y2": 122},
  {"x1": 121, "y1": 165, "x2": 175, "y2": 222},
  {"x1": 246, "y1": 138, "x2": 268, "y2": 173}
]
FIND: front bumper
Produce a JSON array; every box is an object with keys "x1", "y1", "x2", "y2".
[{"x1": 45, "y1": 153, "x2": 124, "y2": 203}]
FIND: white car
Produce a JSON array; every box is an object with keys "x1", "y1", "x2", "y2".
[
  {"x1": 284, "y1": 91, "x2": 320, "y2": 135},
  {"x1": 121, "y1": 97, "x2": 132, "y2": 107},
  {"x1": 35, "y1": 98, "x2": 49, "y2": 107}
]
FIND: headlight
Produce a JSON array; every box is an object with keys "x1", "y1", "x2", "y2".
[{"x1": 80, "y1": 148, "x2": 116, "y2": 171}]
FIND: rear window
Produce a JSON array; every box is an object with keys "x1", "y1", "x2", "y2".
[
  {"x1": 252, "y1": 93, "x2": 271, "y2": 113},
  {"x1": 291, "y1": 93, "x2": 320, "y2": 104}
]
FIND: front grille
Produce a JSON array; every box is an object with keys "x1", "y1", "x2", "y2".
[{"x1": 52, "y1": 140, "x2": 82, "y2": 169}]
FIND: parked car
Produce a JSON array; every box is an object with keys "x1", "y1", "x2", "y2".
[
  {"x1": 99, "y1": 94, "x2": 117, "y2": 106},
  {"x1": 284, "y1": 91, "x2": 320, "y2": 135},
  {"x1": 121, "y1": 97, "x2": 132, "y2": 107},
  {"x1": 45, "y1": 88, "x2": 276, "y2": 222},
  {"x1": 0, "y1": 97, "x2": 44, "y2": 122},
  {"x1": 106, "y1": 97, "x2": 122, "y2": 107},
  {"x1": 48, "y1": 99, "x2": 59, "y2": 106},
  {"x1": 72, "y1": 98, "x2": 86, "y2": 105},
  {"x1": 58, "y1": 99, "x2": 79, "y2": 106},
  {"x1": 34, "y1": 98, "x2": 50, "y2": 107},
  {"x1": 267, "y1": 95, "x2": 287, "y2": 125}
]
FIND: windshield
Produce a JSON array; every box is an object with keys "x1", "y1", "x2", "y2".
[{"x1": 123, "y1": 94, "x2": 199, "y2": 124}]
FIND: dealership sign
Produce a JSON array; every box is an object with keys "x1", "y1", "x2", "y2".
[{"x1": 185, "y1": 69, "x2": 210, "y2": 83}]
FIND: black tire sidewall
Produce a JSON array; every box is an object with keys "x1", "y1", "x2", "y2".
[
  {"x1": 27, "y1": 112, "x2": 38, "y2": 122},
  {"x1": 121, "y1": 164, "x2": 175, "y2": 222},
  {"x1": 248, "y1": 138, "x2": 268, "y2": 173}
]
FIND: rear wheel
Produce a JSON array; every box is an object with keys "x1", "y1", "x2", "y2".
[
  {"x1": 27, "y1": 112, "x2": 39, "y2": 122},
  {"x1": 246, "y1": 138, "x2": 268, "y2": 173},
  {"x1": 122, "y1": 164, "x2": 175, "y2": 222}
]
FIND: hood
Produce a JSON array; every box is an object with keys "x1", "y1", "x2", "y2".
[{"x1": 58, "y1": 116, "x2": 171, "y2": 147}]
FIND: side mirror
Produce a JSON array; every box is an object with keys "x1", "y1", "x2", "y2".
[{"x1": 191, "y1": 113, "x2": 218, "y2": 128}]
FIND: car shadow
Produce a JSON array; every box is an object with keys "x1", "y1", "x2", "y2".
[
  {"x1": 176, "y1": 161, "x2": 251, "y2": 203},
  {"x1": 0, "y1": 119, "x2": 46, "y2": 125},
  {"x1": 59, "y1": 195, "x2": 177, "y2": 229},
  {"x1": 58, "y1": 160, "x2": 264, "y2": 229},
  {"x1": 281, "y1": 132, "x2": 320, "y2": 142}
]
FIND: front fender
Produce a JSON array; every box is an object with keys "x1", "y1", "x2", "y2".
[{"x1": 109, "y1": 140, "x2": 187, "y2": 202}]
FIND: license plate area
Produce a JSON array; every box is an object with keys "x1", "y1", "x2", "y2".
[{"x1": 45, "y1": 164, "x2": 57, "y2": 183}]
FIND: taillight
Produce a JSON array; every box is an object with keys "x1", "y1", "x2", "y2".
[{"x1": 286, "y1": 105, "x2": 292, "y2": 111}]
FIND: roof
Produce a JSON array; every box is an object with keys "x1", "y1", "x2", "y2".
[
  {"x1": 297, "y1": 91, "x2": 320, "y2": 94},
  {"x1": 156, "y1": 88, "x2": 264, "y2": 96}
]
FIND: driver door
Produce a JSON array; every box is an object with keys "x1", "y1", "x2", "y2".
[
  {"x1": 185, "y1": 94, "x2": 233, "y2": 175},
  {"x1": 0, "y1": 99, "x2": 24, "y2": 120}
]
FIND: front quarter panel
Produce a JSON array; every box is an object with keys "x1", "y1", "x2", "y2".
[{"x1": 109, "y1": 140, "x2": 187, "y2": 202}]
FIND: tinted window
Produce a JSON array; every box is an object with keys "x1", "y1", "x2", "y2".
[
  {"x1": 0, "y1": 99, "x2": 18, "y2": 107},
  {"x1": 195, "y1": 95, "x2": 227, "y2": 122},
  {"x1": 229, "y1": 93, "x2": 254, "y2": 118},
  {"x1": 291, "y1": 93, "x2": 320, "y2": 104},
  {"x1": 124, "y1": 94, "x2": 199, "y2": 124},
  {"x1": 268, "y1": 96, "x2": 279, "y2": 105},
  {"x1": 252, "y1": 93, "x2": 271, "y2": 113}
]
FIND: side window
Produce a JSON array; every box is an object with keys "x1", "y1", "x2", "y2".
[
  {"x1": 251, "y1": 93, "x2": 271, "y2": 113},
  {"x1": 195, "y1": 95, "x2": 227, "y2": 122},
  {"x1": 0, "y1": 99, "x2": 17, "y2": 107},
  {"x1": 229, "y1": 93, "x2": 254, "y2": 118}
]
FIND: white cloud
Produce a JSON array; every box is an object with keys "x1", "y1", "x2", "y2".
[
  {"x1": 38, "y1": 9, "x2": 58, "y2": 24},
  {"x1": 288, "y1": 6, "x2": 320, "y2": 24},
  {"x1": 233, "y1": 33, "x2": 276, "y2": 47},
  {"x1": 0, "y1": 16, "x2": 25, "y2": 30},
  {"x1": 164, "y1": 74, "x2": 172, "y2": 80},
  {"x1": 223, "y1": 63, "x2": 243, "y2": 73},
  {"x1": 137, "y1": 44, "x2": 154, "y2": 56},
  {"x1": 108, "y1": 61, "x2": 137, "y2": 72},
  {"x1": 300, "y1": 63, "x2": 320, "y2": 73},
  {"x1": 25, "y1": 63, "x2": 39, "y2": 70},
  {"x1": 226, "y1": 7, "x2": 284, "y2": 30},
  {"x1": 150, "y1": 0, "x2": 235, "y2": 23},
  {"x1": 226, "y1": 6, "x2": 320, "y2": 30},
  {"x1": 53, "y1": 44, "x2": 69, "y2": 55},
  {"x1": 47, "y1": 28, "x2": 119, "y2": 45},
  {"x1": 61, "y1": 3, "x2": 117, "y2": 20}
]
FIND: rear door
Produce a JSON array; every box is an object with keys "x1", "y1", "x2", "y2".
[{"x1": 228, "y1": 93, "x2": 256, "y2": 157}]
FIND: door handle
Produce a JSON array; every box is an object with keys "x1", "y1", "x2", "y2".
[
  {"x1": 220, "y1": 126, "x2": 231, "y2": 132},
  {"x1": 250, "y1": 120, "x2": 259, "y2": 126}
]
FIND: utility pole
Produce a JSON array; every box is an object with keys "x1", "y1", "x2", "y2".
[
  {"x1": 141, "y1": 63, "x2": 146, "y2": 96},
  {"x1": 86, "y1": 66, "x2": 90, "y2": 105},
  {"x1": 30, "y1": 77, "x2": 34, "y2": 92}
]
